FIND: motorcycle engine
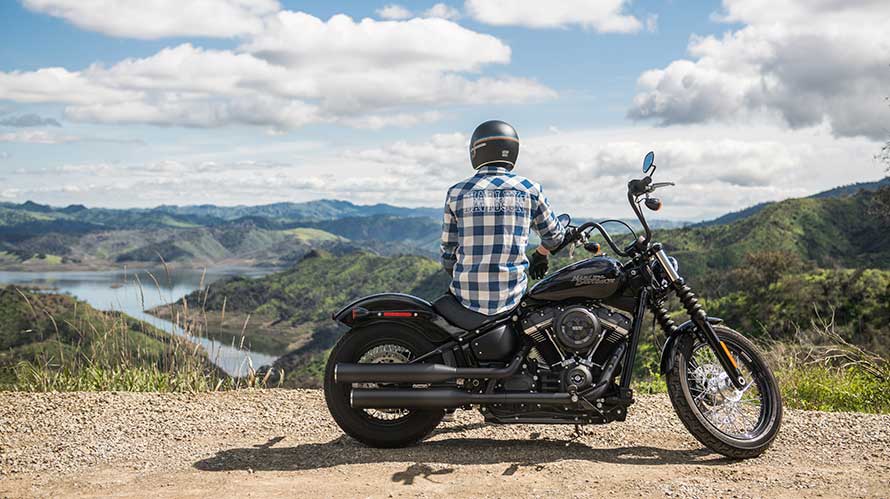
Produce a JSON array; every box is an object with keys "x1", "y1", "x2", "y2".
[{"x1": 520, "y1": 303, "x2": 632, "y2": 371}]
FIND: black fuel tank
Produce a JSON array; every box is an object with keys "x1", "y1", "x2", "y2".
[{"x1": 528, "y1": 256, "x2": 625, "y2": 302}]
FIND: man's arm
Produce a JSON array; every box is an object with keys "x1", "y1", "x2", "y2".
[
  {"x1": 531, "y1": 187, "x2": 566, "y2": 252},
  {"x1": 441, "y1": 198, "x2": 458, "y2": 276}
]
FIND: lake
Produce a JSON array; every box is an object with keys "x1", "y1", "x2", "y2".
[{"x1": 0, "y1": 267, "x2": 280, "y2": 375}]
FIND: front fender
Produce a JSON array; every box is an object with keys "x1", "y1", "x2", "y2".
[{"x1": 659, "y1": 317, "x2": 723, "y2": 374}]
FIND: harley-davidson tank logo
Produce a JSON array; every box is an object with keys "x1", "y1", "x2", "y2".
[{"x1": 572, "y1": 274, "x2": 615, "y2": 286}]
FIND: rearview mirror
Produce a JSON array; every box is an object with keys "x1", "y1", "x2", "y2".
[
  {"x1": 642, "y1": 151, "x2": 655, "y2": 173},
  {"x1": 557, "y1": 213, "x2": 571, "y2": 226}
]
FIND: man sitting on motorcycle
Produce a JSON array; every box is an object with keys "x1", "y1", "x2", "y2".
[{"x1": 440, "y1": 120, "x2": 568, "y2": 316}]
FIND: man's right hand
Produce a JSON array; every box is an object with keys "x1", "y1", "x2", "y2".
[{"x1": 529, "y1": 249, "x2": 549, "y2": 279}]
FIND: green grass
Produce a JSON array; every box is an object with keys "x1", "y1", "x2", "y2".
[
  {"x1": 286, "y1": 227, "x2": 343, "y2": 243},
  {"x1": 631, "y1": 358, "x2": 889, "y2": 413},
  {"x1": 14, "y1": 363, "x2": 227, "y2": 392},
  {"x1": 24, "y1": 254, "x2": 62, "y2": 265},
  {"x1": 629, "y1": 323, "x2": 890, "y2": 413},
  {"x1": 777, "y1": 364, "x2": 890, "y2": 413}
]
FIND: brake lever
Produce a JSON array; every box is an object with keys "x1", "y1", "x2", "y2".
[{"x1": 649, "y1": 181, "x2": 675, "y2": 191}]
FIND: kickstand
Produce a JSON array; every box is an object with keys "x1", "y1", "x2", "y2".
[{"x1": 566, "y1": 424, "x2": 586, "y2": 446}]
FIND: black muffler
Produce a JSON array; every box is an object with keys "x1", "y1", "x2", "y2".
[
  {"x1": 351, "y1": 388, "x2": 572, "y2": 408},
  {"x1": 334, "y1": 348, "x2": 528, "y2": 384}
]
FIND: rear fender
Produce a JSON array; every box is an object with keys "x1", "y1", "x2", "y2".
[
  {"x1": 659, "y1": 317, "x2": 723, "y2": 374},
  {"x1": 333, "y1": 293, "x2": 459, "y2": 344}
]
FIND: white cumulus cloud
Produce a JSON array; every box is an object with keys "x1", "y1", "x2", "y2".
[
  {"x1": 0, "y1": 13, "x2": 554, "y2": 130},
  {"x1": 0, "y1": 130, "x2": 80, "y2": 144},
  {"x1": 376, "y1": 4, "x2": 413, "y2": 20},
  {"x1": 425, "y1": 3, "x2": 461, "y2": 20},
  {"x1": 628, "y1": 0, "x2": 890, "y2": 140},
  {"x1": 465, "y1": 0, "x2": 642, "y2": 33},
  {"x1": 21, "y1": 0, "x2": 280, "y2": 39}
]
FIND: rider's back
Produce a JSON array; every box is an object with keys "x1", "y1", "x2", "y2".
[{"x1": 441, "y1": 165, "x2": 563, "y2": 315}]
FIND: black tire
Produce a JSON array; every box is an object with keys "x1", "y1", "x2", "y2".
[
  {"x1": 666, "y1": 325, "x2": 782, "y2": 459},
  {"x1": 323, "y1": 324, "x2": 445, "y2": 448}
]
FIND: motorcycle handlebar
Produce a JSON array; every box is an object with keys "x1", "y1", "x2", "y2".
[
  {"x1": 556, "y1": 178, "x2": 655, "y2": 258},
  {"x1": 572, "y1": 221, "x2": 630, "y2": 257},
  {"x1": 554, "y1": 175, "x2": 662, "y2": 258}
]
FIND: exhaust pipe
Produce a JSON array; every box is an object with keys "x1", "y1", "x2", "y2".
[
  {"x1": 335, "y1": 347, "x2": 528, "y2": 384},
  {"x1": 351, "y1": 388, "x2": 572, "y2": 409}
]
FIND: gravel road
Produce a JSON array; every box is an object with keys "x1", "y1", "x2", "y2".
[{"x1": 1, "y1": 389, "x2": 887, "y2": 498}]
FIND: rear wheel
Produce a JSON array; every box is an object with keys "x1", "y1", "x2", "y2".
[
  {"x1": 323, "y1": 324, "x2": 445, "y2": 448},
  {"x1": 666, "y1": 325, "x2": 782, "y2": 459}
]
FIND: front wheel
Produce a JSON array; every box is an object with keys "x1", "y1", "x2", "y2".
[
  {"x1": 666, "y1": 325, "x2": 782, "y2": 459},
  {"x1": 323, "y1": 324, "x2": 445, "y2": 448}
]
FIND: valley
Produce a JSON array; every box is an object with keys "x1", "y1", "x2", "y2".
[{"x1": 0, "y1": 179, "x2": 888, "y2": 393}]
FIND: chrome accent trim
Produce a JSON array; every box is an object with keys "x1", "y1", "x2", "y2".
[
  {"x1": 655, "y1": 248, "x2": 681, "y2": 282},
  {"x1": 522, "y1": 318, "x2": 553, "y2": 335}
]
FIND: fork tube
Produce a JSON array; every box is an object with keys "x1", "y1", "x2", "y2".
[{"x1": 620, "y1": 288, "x2": 648, "y2": 390}]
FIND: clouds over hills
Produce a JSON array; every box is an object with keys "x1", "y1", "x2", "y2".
[{"x1": 1, "y1": 0, "x2": 886, "y2": 218}]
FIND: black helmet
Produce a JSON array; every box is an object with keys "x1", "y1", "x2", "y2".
[{"x1": 470, "y1": 120, "x2": 519, "y2": 170}]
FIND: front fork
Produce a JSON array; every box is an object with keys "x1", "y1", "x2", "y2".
[{"x1": 652, "y1": 249, "x2": 746, "y2": 389}]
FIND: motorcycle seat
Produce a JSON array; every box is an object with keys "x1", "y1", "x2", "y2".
[{"x1": 432, "y1": 293, "x2": 516, "y2": 331}]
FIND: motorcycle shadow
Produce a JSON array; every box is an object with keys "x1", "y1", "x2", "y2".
[{"x1": 193, "y1": 428, "x2": 731, "y2": 474}]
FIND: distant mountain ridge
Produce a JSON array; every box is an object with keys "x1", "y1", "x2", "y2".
[
  {"x1": 0, "y1": 198, "x2": 441, "y2": 225},
  {"x1": 1, "y1": 177, "x2": 885, "y2": 270},
  {"x1": 695, "y1": 177, "x2": 890, "y2": 227},
  {"x1": 153, "y1": 199, "x2": 442, "y2": 222}
]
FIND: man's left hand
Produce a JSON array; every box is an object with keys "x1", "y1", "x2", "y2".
[{"x1": 529, "y1": 249, "x2": 549, "y2": 279}]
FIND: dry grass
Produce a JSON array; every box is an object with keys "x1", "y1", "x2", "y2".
[
  {"x1": 10, "y1": 267, "x2": 284, "y2": 392},
  {"x1": 764, "y1": 310, "x2": 890, "y2": 413}
]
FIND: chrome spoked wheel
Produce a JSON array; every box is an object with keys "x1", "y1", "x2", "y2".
[
  {"x1": 355, "y1": 343, "x2": 413, "y2": 423},
  {"x1": 686, "y1": 342, "x2": 765, "y2": 439},
  {"x1": 666, "y1": 325, "x2": 782, "y2": 459}
]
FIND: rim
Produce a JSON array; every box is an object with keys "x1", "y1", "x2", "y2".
[
  {"x1": 684, "y1": 339, "x2": 770, "y2": 441},
  {"x1": 354, "y1": 343, "x2": 414, "y2": 423}
]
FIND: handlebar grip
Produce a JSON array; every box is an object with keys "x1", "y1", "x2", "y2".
[
  {"x1": 628, "y1": 177, "x2": 652, "y2": 196},
  {"x1": 550, "y1": 228, "x2": 576, "y2": 254}
]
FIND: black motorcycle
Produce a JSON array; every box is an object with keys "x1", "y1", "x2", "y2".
[{"x1": 323, "y1": 152, "x2": 782, "y2": 459}]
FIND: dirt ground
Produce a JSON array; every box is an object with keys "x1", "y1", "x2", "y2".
[{"x1": 1, "y1": 389, "x2": 887, "y2": 498}]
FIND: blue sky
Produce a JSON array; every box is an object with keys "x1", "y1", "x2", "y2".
[{"x1": 0, "y1": 0, "x2": 887, "y2": 220}]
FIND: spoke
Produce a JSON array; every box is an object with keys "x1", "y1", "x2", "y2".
[
  {"x1": 684, "y1": 339, "x2": 773, "y2": 439},
  {"x1": 693, "y1": 389, "x2": 710, "y2": 403}
]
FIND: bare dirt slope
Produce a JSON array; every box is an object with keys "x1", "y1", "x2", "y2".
[{"x1": 1, "y1": 390, "x2": 887, "y2": 498}]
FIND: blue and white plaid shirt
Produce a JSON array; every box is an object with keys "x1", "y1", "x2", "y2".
[{"x1": 441, "y1": 165, "x2": 566, "y2": 315}]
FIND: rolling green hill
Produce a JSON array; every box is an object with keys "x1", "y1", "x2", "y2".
[
  {"x1": 658, "y1": 189, "x2": 890, "y2": 277},
  {"x1": 0, "y1": 199, "x2": 444, "y2": 269},
  {"x1": 695, "y1": 176, "x2": 889, "y2": 227},
  {"x1": 0, "y1": 286, "x2": 219, "y2": 388},
  {"x1": 0, "y1": 222, "x2": 348, "y2": 269}
]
